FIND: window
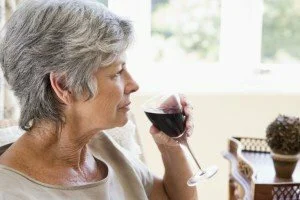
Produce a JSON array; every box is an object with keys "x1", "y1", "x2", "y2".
[
  {"x1": 108, "y1": 0, "x2": 300, "y2": 94},
  {"x1": 151, "y1": 0, "x2": 221, "y2": 64},
  {"x1": 262, "y1": 0, "x2": 300, "y2": 64}
]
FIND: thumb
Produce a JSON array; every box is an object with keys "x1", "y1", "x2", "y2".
[{"x1": 150, "y1": 125, "x2": 160, "y2": 135}]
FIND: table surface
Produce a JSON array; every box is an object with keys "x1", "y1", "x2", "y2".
[{"x1": 242, "y1": 151, "x2": 300, "y2": 184}]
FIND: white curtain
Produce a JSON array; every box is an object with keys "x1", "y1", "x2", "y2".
[{"x1": 0, "y1": 0, "x2": 21, "y2": 120}]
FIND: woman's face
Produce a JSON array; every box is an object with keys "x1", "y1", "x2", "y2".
[{"x1": 71, "y1": 53, "x2": 139, "y2": 131}]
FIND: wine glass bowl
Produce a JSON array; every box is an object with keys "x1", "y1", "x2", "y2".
[
  {"x1": 142, "y1": 93, "x2": 218, "y2": 186},
  {"x1": 142, "y1": 93, "x2": 185, "y2": 138}
]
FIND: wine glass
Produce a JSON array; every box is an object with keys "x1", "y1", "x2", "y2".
[{"x1": 142, "y1": 93, "x2": 218, "y2": 186}]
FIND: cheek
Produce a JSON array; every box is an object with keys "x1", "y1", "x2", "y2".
[
  {"x1": 111, "y1": 82, "x2": 124, "y2": 102},
  {"x1": 102, "y1": 87, "x2": 123, "y2": 111},
  {"x1": 95, "y1": 79, "x2": 125, "y2": 115}
]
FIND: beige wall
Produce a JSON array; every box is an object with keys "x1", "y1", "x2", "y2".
[{"x1": 131, "y1": 94, "x2": 300, "y2": 200}]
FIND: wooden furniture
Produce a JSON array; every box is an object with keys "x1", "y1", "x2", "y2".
[{"x1": 223, "y1": 137, "x2": 300, "y2": 200}]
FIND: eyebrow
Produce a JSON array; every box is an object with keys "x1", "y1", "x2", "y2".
[{"x1": 113, "y1": 55, "x2": 127, "y2": 68}]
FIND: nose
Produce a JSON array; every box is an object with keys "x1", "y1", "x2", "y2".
[{"x1": 125, "y1": 71, "x2": 139, "y2": 94}]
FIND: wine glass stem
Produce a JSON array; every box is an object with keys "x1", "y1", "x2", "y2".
[{"x1": 179, "y1": 138, "x2": 203, "y2": 172}]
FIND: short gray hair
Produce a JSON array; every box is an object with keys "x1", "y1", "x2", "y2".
[{"x1": 0, "y1": 0, "x2": 134, "y2": 131}]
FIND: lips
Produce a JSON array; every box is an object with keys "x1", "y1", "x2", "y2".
[{"x1": 119, "y1": 102, "x2": 131, "y2": 109}]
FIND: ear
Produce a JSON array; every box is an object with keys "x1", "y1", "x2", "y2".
[{"x1": 49, "y1": 72, "x2": 73, "y2": 105}]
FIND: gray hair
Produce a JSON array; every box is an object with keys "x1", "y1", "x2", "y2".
[{"x1": 0, "y1": 0, "x2": 134, "y2": 131}]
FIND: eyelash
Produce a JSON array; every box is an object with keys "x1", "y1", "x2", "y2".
[
  {"x1": 115, "y1": 63, "x2": 126, "y2": 76},
  {"x1": 113, "y1": 69, "x2": 124, "y2": 78}
]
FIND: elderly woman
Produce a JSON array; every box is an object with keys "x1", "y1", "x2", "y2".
[{"x1": 0, "y1": 0, "x2": 197, "y2": 199}]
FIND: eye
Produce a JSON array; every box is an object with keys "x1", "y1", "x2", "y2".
[
  {"x1": 111, "y1": 63, "x2": 126, "y2": 79},
  {"x1": 112, "y1": 68, "x2": 124, "y2": 79}
]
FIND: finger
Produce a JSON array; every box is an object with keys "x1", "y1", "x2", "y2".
[
  {"x1": 182, "y1": 101, "x2": 193, "y2": 123},
  {"x1": 185, "y1": 120, "x2": 194, "y2": 137},
  {"x1": 180, "y1": 94, "x2": 193, "y2": 113},
  {"x1": 183, "y1": 104, "x2": 193, "y2": 117},
  {"x1": 180, "y1": 95, "x2": 194, "y2": 137},
  {"x1": 152, "y1": 131, "x2": 179, "y2": 146},
  {"x1": 179, "y1": 93, "x2": 188, "y2": 107},
  {"x1": 150, "y1": 125, "x2": 160, "y2": 134},
  {"x1": 185, "y1": 113, "x2": 194, "y2": 137}
]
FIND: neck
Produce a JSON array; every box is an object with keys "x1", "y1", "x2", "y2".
[
  {"x1": 24, "y1": 120, "x2": 99, "y2": 169},
  {"x1": 0, "y1": 120, "x2": 107, "y2": 186}
]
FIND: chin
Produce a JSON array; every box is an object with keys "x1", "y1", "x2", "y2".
[
  {"x1": 116, "y1": 115, "x2": 129, "y2": 127},
  {"x1": 118, "y1": 118, "x2": 129, "y2": 127}
]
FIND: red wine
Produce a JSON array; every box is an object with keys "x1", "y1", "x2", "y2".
[{"x1": 145, "y1": 108, "x2": 185, "y2": 137}]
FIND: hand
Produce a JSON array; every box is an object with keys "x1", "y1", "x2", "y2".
[{"x1": 150, "y1": 94, "x2": 194, "y2": 146}]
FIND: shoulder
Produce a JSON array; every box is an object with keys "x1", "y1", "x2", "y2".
[
  {"x1": 0, "y1": 168, "x2": 32, "y2": 200},
  {"x1": 0, "y1": 192, "x2": 31, "y2": 200},
  {"x1": 0, "y1": 167, "x2": 26, "y2": 187}
]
